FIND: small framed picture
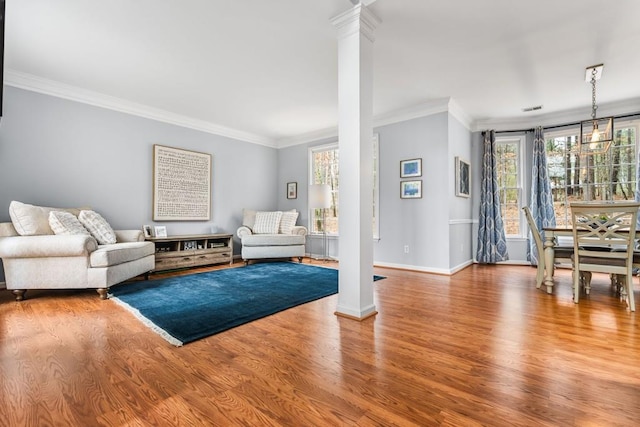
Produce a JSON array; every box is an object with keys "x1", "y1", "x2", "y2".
[
  {"x1": 401, "y1": 180, "x2": 422, "y2": 199},
  {"x1": 287, "y1": 182, "x2": 297, "y2": 199},
  {"x1": 154, "y1": 226, "x2": 168, "y2": 238},
  {"x1": 143, "y1": 225, "x2": 153, "y2": 238},
  {"x1": 400, "y1": 158, "x2": 422, "y2": 178},
  {"x1": 455, "y1": 157, "x2": 470, "y2": 198}
]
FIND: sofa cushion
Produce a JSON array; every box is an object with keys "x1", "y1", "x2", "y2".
[
  {"x1": 79, "y1": 210, "x2": 117, "y2": 244},
  {"x1": 279, "y1": 211, "x2": 299, "y2": 234},
  {"x1": 9, "y1": 201, "x2": 83, "y2": 236},
  {"x1": 242, "y1": 209, "x2": 257, "y2": 230},
  {"x1": 90, "y1": 241, "x2": 155, "y2": 268},
  {"x1": 253, "y1": 211, "x2": 283, "y2": 234},
  {"x1": 241, "y1": 233, "x2": 305, "y2": 247},
  {"x1": 49, "y1": 211, "x2": 91, "y2": 236}
]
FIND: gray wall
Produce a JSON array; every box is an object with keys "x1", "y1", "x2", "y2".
[
  {"x1": 0, "y1": 86, "x2": 278, "y2": 254},
  {"x1": 277, "y1": 112, "x2": 474, "y2": 273},
  {"x1": 447, "y1": 115, "x2": 473, "y2": 271}
]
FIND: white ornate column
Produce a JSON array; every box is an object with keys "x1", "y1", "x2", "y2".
[{"x1": 331, "y1": 4, "x2": 380, "y2": 320}]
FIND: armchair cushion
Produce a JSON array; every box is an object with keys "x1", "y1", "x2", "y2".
[
  {"x1": 241, "y1": 234, "x2": 305, "y2": 247},
  {"x1": 79, "y1": 210, "x2": 117, "y2": 244},
  {"x1": 49, "y1": 211, "x2": 91, "y2": 236},
  {"x1": 90, "y1": 241, "x2": 156, "y2": 268}
]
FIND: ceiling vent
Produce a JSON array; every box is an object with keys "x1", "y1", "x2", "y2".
[{"x1": 522, "y1": 105, "x2": 543, "y2": 112}]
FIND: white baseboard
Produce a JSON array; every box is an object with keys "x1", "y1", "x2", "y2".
[{"x1": 373, "y1": 261, "x2": 454, "y2": 276}]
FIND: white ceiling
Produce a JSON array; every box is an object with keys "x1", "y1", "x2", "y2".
[{"x1": 6, "y1": 0, "x2": 640, "y2": 147}]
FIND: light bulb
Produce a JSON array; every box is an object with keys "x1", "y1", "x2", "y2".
[{"x1": 589, "y1": 122, "x2": 600, "y2": 149}]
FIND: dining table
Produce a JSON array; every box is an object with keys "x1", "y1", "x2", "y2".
[
  {"x1": 541, "y1": 227, "x2": 573, "y2": 294},
  {"x1": 542, "y1": 225, "x2": 639, "y2": 294}
]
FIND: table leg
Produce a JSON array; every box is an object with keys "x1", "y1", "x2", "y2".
[{"x1": 543, "y1": 234, "x2": 556, "y2": 294}]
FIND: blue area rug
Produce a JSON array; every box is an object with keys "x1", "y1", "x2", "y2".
[{"x1": 109, "y1": 262, "x2": 385, "y2": 346}]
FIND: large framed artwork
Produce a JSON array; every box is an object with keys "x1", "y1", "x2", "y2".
[
  {"x1": 455, "y1": 156, "x2": 470, "y2": 198},
  {"x1": 153, "y1": 144, "x2": 212, "y2": 221}
]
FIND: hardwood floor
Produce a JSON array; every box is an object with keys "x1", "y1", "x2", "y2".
[{"x1": 1, "y1": 260, "x2": 639, "y2": 426}]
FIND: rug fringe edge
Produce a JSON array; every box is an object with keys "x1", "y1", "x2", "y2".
[{"x1": 109, "y1": 295, "x2": 184, "y2": 347}]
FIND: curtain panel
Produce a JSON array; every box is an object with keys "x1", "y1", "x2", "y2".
[
  {"x1": 476, "y1": 130, "x2": 509, "y2": 263},
  {"x1": 528, "y1": 127, "x2": 556, "y2": 265}
]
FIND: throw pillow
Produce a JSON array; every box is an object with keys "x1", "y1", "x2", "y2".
[
  {"x1": 279, "y1": 210, "x2": 299, "y2": 234},
  {"x1": 78, "y1": 210, "x2": 117, "y2": 244},
  {"x1": 49, "y1": 211, "x2": 91, "y2": 236},
  {"x1": 9, "y1": 200, "x2": 84, "y2": 236},
  {"x1": 242, "y1": 209, "x2": 257, "y2": 230},
  {"x1": 253, "y1": 211, "x2": 283, "y2": 234}
]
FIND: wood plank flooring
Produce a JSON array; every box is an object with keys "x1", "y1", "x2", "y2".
[{"x1": 1, "y1": 261, "x2": 639, "y2": 426}]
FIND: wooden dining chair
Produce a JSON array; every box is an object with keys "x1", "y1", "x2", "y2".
[
  {"x1": 570, "y1": 202, "x2": 640, "y2": 311},
  {"x1": 523, "y1": 206, "x2": 575, "y2": 289}
]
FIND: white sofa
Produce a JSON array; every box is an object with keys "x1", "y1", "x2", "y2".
[
  {"x1": 0, "y1": 201, "x2": 155, "y2": 301},
  {"x1": 236, "y1": 209, "x2": 307, "y2": 264}
]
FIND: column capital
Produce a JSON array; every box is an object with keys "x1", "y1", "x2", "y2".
[{"x1": 330, "y1": 4, "x2": 381, "y2": 43}]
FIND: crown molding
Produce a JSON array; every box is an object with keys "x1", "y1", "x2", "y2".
[
  {"x1": 471, "y1": 97, "x2": 640, "y2": 132},
  {"x1": 4, "y1": 69, "x2": 276, "y2": 147},
  {"x1": 447, "y1": 98, "x2": 473, "y2": 130},
  {"x1": 330, "y1": 4, "x2": 381, "y2": 43},
  {"x1": 276, "y1": 97, "x2": 474, "y2": 148}
]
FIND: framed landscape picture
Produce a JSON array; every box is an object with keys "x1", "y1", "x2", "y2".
[
  {"x1": 400, "y1": 180, "x2": 422, "y2": 199},
  {"x1": 287, "y1": 182, "x2": 297, "y2": 199},
  {"x1": 400, "y1": 158, "x2": 422, "y2": 178},
  {"x1": 455, "y1": 157, "x2": 470, "y2": 198}
]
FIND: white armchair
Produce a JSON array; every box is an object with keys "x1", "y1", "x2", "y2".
[{"x1": 237, "y1": 209, "x2": 307, "y2": 265}]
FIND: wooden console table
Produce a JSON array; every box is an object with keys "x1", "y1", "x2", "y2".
[{"x1": 146, "y1": 233, "x2": 233, "y2": 272}]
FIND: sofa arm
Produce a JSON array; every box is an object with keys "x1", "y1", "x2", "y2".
[
  {"x1": 291, "y1": 226, "x2": 308, "y2": 236},
  {"x1": 0, "y1": 235, "x2": 98, "y2": 258},
  {"x1": 115, "y1": 229, "x2": 145, "y2": 242},
  {"x1": 237, "y1": 226, "x2": 253, "y2": 239}
]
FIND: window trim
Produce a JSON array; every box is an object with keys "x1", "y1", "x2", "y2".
[
  {"x1": 495, "y1": 135, "x2": 525, "y2": 238},
  {"x1": 308, "y1": 134, "x2": 380, "y2": 239}
]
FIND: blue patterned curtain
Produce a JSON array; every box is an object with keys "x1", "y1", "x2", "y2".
[
  {"x1": 476, "y1": 130, "x2": 509, "y2": 263},
  {"x1": 528, "y1": 126, "x2": 556, "y2": 265}
]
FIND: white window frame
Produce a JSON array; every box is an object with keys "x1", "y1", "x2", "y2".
[
  {"x1": 495, "y1": 135, "x2": 525, "y2": 238},
  {"x1": 308, "y1": 134, "x2": 380, "y2": 239},
  {"x1": 545, "y1": 120, "x2": 640, "y2": 224}
]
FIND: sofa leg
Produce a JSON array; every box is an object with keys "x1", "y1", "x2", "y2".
[
  {"x1": 144, "y1": 271, "x2": 151, "y2": 280},
  {"x1": 12, "y1": 290, "x2": 26, "y2": 301},
  {"x1": 244, "y1": 260, "x2": 249, "y2": 266},
  {"x1": 298, "y1": 257, "x2": 303, "y2": 263},
  {"x1": 96, "y1": 288, "x2": 108, "y2": 300}
]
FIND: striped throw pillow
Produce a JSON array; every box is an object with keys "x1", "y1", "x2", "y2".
[
  {"x1": 279, "y1": 210, "x2": 299, "y2": 234},
  {"x1": 253, "y1": 211, "x2": 283, "y2": 234}
]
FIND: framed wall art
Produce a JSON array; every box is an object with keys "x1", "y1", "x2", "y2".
[
  {"x1": 455, "y1": 156, "x2": 470, "y2": 198},
  {"x1": 287, "y1": 182, "x2": 297, "y2": 199},
  {"x1": 153, "y1": 144, "x2": 212, "y2": 221},
  {"x1": 154, "y1": 226, "x2": 168, "y2": 238},
  {"x1": 400, "y1": 158, "x2": 422, "y2": 178},
  {"x1": 400, "y1": 180, "x2": 422, "y2": 199}
]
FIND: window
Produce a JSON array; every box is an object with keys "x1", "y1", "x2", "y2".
[
  {"x1": 495, "y1": 136, "x2": 524, "y2": 237},
  {"x1": 309, "y1": 135, "x2": 380, "y2": 238},
  {"x1": 545, "y1": 120, "x2": 639, "y2": 227}
]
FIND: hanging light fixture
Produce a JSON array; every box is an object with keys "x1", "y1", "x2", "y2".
[{"x1": 579, "y1": 64, "x2": 614, "y2": 155}]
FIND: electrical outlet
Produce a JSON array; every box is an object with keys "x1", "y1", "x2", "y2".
[{"x1": 404, "y1": 245, "x2": 409, "y2": 253}]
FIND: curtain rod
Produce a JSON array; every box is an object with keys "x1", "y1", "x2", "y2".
[{"x1": 490, "y1": 112, "x2": 640, "y2": 135}]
